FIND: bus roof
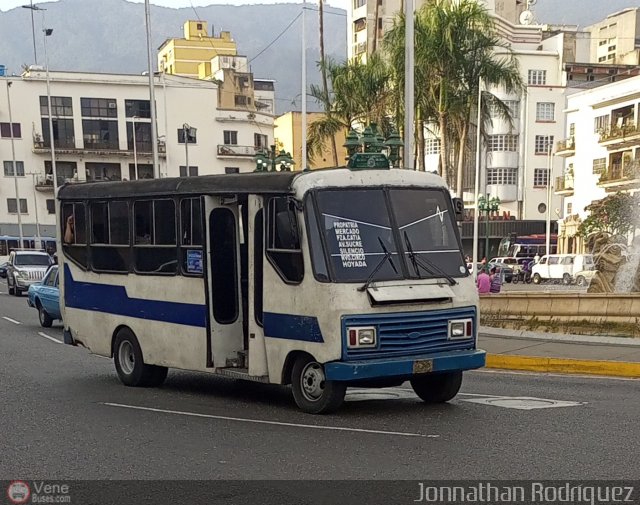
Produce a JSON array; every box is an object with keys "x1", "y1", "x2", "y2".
[{"x1": 57, "y1": 171, "x2": 299, "y2": 200}]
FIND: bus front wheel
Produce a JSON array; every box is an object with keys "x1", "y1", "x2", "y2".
[
  {"x1": 410, "y1": 371, "x2": 462, "y2": 403},
  {"x1": 291, "y1": 356, "x2": 346, "y2": 415},
  {"x1": 114, "y1": 328, "x2": 168, "y2": 388}
]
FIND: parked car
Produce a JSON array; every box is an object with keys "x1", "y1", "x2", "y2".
[
  {"x1": 574, "y1": 269, "x2": 597, "y2": 287},
  {"x1": 27, "y1": 265, "x2": 61, "y2": 327},
  {"x1": 6, "y1": 250, "x2": 53, "y2": 296},
  {"x1": 489, "y1": 257, "x2": 522, "y2": 273},
  {"x1": 531, "y1": 254, "x2": 594, "y2": 285},
  {"x1": 0, "y1": 261, "x2": 7, "y2": 279}
]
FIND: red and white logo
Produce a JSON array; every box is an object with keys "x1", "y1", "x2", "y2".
[{"x1": 6, "y1": 481, "x2": 31, "y2": 504}]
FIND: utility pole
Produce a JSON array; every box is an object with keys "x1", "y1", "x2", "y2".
[
  {"x1": 403, "y1": 0, "x2": 415, "y2": 170},
  {"x1": 144, "y1": 0, "x2": 160, "y2": 179},
  {"x1": 6, "y1": 81, "x2": 25, "y2": 248},
  {"x1": 301, "y1": 0, "x2": 307, "y2": 171}
]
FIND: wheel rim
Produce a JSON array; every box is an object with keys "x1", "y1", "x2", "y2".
[
  {"x1": 39, "y1": 307, "x2": 45, "y2": 324},
  {"x1": 118, "y1": 340, "x2": 136, "y2": 375},
  {"x1": 300, "y1": 362, "x2": 325, "y2": 402}
]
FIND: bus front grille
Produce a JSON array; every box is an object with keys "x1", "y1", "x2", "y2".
[{"x1": 342, "y1": 306, "x2": 476, "y2": 360}]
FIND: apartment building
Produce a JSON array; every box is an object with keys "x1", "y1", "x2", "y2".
[
  {"x1": 586, "y1": 8, "x2": 640, "y2": 66},
  {"x1": 0, "y1": 69, "x2": 274, "y2": 240},
  {"x1": 347, "y1": 0, "x2": 526, "y2": 62},
  {"x1": 556, "y1": 75, "x2": 640, "y2": 254},
  {"x1": 157, "y1": 21, "x2": 238, "y2": 78}
]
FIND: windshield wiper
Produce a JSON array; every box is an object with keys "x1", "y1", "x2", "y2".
[
  {"x1": 358, "y1": 237, "x2": 399, "y2": 292},
  {"x1": 403, "y1": 231, "x2": 457, "y2": 286}
]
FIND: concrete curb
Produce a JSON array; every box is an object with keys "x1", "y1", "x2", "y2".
[
  {"x1": 480, "y1": 326, "x2": 640, "y2": 347},
  {"x1": 486, "y1": 354, "x2": 640, "y2": 378}
]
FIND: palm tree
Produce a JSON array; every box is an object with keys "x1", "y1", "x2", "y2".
[
  {"x1": 308, "y1": 55, "x2": 392, "y2": 165},
  {"x1": 384, "y1": 0, "x2": 523, "y2": 187},
  {"x1": 317, "y1": 0, "x2": 338, "y2": 165}
]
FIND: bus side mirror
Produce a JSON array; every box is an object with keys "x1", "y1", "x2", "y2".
[{"x1": 452, "y1": 198, "x2": 464, "y2": 221}]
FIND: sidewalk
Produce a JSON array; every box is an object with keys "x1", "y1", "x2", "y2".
[{"x1": 479, "y1": 326, "x2": 640, "y2": 378}]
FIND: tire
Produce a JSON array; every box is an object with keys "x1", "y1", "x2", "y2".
[
  {"x1": 410, "y1": 371, "x2": 463, "y2": 403},
  {"x1": 37, "y1": 301, "x2": 53, "y2": 328},
  {"x1": 291, "y1": 356, "x2": 346, "y2": 414},
  {"x1": 512, "y1": 275, "x2": 519, "y2": 285},
  {"x1": 562, "y1": 273, "x2": 572, "y2": 285},
  {"x1": 576, "y1": 275, "x2": 586, "y2": 287},
  {"x1": 113, "y1": 328, "x2": 168, "y2": 387},
  {"x1": 532, "y1": 273, "x2": 542, "y2": 285}
]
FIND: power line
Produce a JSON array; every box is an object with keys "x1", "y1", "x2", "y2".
[{"x1": 249, "y1": 12, "x2": 302, "y2": 64}]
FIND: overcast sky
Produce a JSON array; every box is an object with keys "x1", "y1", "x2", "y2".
[{"x1": 1, "y1": 0, "x2": 348, "y2": 11}]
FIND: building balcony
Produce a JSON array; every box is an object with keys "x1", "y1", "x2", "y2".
[
  {"x1": 555, "y1": 137, "x2": 575, "y2": 157},
  {"x1": 217, "y1": 144, "x2": 260, "y2": 157},
  {"x1": 598, "y1": 122, "x2": 640, "y2": 149},
  {"x1": 33, "y1": 138, "x2": 166, "y2": 157},
  {"x1": 34, "y1": 174, "x2": 79, "y2": 191},
  {"x1": 555, "y1": 175, "x2": 574, "y2": 196},
  {"x1": 597, "y1": 160, "x2": 640, "y2": 191}
]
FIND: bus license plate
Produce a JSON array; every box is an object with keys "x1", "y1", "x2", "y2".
[{"x1": 413, "y1": 359, "x2": 433, "y2": 374}]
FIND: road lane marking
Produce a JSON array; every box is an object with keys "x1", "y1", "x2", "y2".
[
  {"x1": 103, "y1": 402, "x2": 435, "y2": 438},
  {"x1": 38, "y1": 332, "x2": 62, "y2": 344},
  {"x1": 2, "y1": 316, "x2": 21, "y2": 325}
]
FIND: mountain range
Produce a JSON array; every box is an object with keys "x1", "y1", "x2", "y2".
[
  {"x1": 0, "y1": 0, "x2": 346, "y2": 114},
  {"x1": 0, "y1": 0, "x2": 637, "y2": 115}
]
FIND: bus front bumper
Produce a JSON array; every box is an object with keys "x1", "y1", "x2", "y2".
[{"x1": 324, "y1": 349, "x2": 486, "y2": 382}]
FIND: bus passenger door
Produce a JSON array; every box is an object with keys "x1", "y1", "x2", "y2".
[
  {"x1": 202, "y1": 195, "x2": 244, "y2": 369},
  {"x1": 246, "y1": 195, "x2": 268, "y2": 377}
]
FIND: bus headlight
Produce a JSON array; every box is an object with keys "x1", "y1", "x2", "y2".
[
  {"x1": 347, "y1": 327, "x2": 377, "y2": 348},
  {"x1": 448, "y1": 319, "x2": 473, "y2": 340}
]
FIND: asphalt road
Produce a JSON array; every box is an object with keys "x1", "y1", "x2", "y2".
[{"x1": 1, "y1": 281, "x2": 639, "y2": 483}]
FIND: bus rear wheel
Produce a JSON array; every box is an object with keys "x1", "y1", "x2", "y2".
[
  {"x1": 410, "y1": 371, "x2": 463, "y2": 403},
  {"x1": 114, "y1": 328, "x2": 168, "y2": 388},
  {"x1": 291, "y1": 356, "x2": 346, "y2": 414}
]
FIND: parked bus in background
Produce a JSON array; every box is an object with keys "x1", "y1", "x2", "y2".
[
  {"x1": 57, "y1": 155, "x2": 485, "y2": 414},
  {"x1": 0, "y1": 236, "x2": 57, "y2": 263},
  {"x1": 497, "y1": 233, "x2": 557, "y2": 260}
]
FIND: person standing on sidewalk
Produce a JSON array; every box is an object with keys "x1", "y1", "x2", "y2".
[{"x1": 477, "y1": 268, "x2": 491, "y2": 294}]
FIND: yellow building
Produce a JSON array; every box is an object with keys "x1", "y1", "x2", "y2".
[
  {"x1": 158, "y1": 21, "x2": 237, "y2": 77},
  {"x1": 275, "y1": 112, "x2": 348, "y2": 170}
]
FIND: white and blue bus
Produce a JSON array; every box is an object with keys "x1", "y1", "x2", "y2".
[{"x1": 58, "y1": 161, "x2": 485, "y2": 413}]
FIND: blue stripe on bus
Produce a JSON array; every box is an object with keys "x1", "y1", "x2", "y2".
[
  {"x1": 63, "y1": 265, "x2": 207, "y2": 328},
  {"x1": 263, "y1": 312, "x2": 324, "y2": 343}
]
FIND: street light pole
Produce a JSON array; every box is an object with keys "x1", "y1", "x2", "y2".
[
  {"x1": 472, "y1": 78, "x2": 483, "y2": 281},
  {"x1": 5, "y1": 81, "x2": 24, "y2": 248},
  {"x1": 144, "y1": 0, "x2": 160, "y2": 179},
  {"x1": 43, "y1": 27, "x2": 58, "y2": 193},
  {"x1": 403, "y1": 0, "x2": 415, "y2": 170},
  {"x1": 22, "y1": 1, "x2": 38, "y2": 65},
  {"x1": 29, "y1": 173, "x2": 42, "y2": 249},
  {"x1": 545, "y1": 142, "x2": 553, "y2": 255}
]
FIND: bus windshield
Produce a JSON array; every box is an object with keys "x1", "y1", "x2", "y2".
[{"x1": 313, "y1": 188, "x2": 466, "y2": 283}]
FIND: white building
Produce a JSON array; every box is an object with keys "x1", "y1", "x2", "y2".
[
  {"x1": 586, "y1": 7, "x2": 640, "y2": 66},
  {"x1": 556, "y1": 75, "x2": 640, "y2": 254},
  {"x1": 0, "y1": 69, "x2": 274, "y2": 243}
]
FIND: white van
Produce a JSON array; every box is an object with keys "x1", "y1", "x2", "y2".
[{"x1": 531, "y1": 254, "x2": 594, "y2": 285}]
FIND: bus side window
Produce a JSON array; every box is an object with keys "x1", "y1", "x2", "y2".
[
  {"x1": 90, "y1": 201, "x2": 130, "y2": 273},
  {"x1": 266, "y1": 197, "x2": 303, "y2": 284},
  {"x1": 133, "y1": 199, "x2": 178, "y2": 275},
  {"x1": 62, "y1": 202, "x2": 88, "y2": 269}
]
